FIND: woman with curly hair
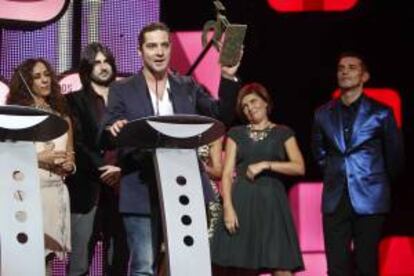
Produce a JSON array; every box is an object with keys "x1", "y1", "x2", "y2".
[{"x1": 7, "y1": 58, "x2": 75, "y2": 273}]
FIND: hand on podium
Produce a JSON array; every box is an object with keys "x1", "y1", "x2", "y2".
[{"x1": 108, "y1": 119, "x2": 128, "y2": 137}]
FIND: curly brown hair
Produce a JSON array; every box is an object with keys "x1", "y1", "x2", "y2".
[{"x1": 7, "y1": 58, "x2": 69, "y2": 116}]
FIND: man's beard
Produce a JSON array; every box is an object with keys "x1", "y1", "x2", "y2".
[{"x1": 90, "y1": 70, "x2": 115, "y2": 87}]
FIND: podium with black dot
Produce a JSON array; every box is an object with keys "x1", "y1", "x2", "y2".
[
  {"x1": 0, "y1": 106, "x2": 68, "y2": 276},
  {"x1": 117, "y1": 115, "x2": 225, "y2": 276}
]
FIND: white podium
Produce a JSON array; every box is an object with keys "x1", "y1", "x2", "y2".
[
  {"x1": 0, "y1": 105, "x2": 68, "y2": 276},
  {"x1": 117, "y1": 115, "x2": 225, "y2": 276}
]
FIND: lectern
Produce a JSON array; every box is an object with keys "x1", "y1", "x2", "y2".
[
  {"x1": 0, "y1": 105, "x2": 68, "y2": 276},
  {"x1": 117, "y1": 115, "x2": 225, "y2": 276}
]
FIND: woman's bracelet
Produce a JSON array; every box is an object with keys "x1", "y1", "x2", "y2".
[{"x1": 68, "y1": 161, "x2": 77, "y2": 175}]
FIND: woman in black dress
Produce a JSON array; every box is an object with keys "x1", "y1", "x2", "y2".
[{"x1": 211, "y1": 83, "x2": 305, "y2": 275}]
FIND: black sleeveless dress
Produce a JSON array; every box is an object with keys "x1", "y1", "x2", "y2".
[{"x1": 211, "y1": 125, "x2": 304, "y2": 271}]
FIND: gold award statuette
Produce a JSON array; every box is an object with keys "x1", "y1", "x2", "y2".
[{"x1": 219, "y1": 24, "x2": 247, "y2": 66}]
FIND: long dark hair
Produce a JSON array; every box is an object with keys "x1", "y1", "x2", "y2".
[
  {"x1": 7, "y1": 58, "x2": 69, "y2": 116},
  {"x1": 79, "y1": 42, "x2": 116, "y2": 89}
]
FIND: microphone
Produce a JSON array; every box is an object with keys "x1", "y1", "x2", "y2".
[
  {"x1": 155, "y1": 78, "x2": 160, "y2": 116},
  {"x1": 18, "y1": 70, "x2": 37, "y2": 101}
]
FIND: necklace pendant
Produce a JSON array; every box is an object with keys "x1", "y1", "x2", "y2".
[{"x1": 248, "y1": 124, "x2": 271, "y2": 142}]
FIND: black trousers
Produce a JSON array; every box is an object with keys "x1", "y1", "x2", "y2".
[{"x1": 323, "y1": 190, "x2": 385, "y2": 276}]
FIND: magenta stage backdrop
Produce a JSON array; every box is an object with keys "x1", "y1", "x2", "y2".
[{"x1": 0, "y1": 1, "x2": 159, "y2": 80}]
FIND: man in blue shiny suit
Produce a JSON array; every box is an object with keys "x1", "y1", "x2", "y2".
[{"x1": 312, "y1": 52, "x2": 403, "y2": 276}]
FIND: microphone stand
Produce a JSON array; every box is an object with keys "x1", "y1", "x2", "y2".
[{"x1": 155, "y1": 78, "x2": 160, "y2": 116}]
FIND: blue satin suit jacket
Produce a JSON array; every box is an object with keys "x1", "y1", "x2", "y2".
[{"x1": 312, "y1": 95, "x2": 403, "y2": 215}]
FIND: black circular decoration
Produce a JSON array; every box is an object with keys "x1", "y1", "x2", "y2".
[
  {"x1": 176, "y1": 176, "x2": 187, "y2": 186},
  {"x1": 16, "y1": 232, "x2": 28, "y2": 244},
  {"x1": 183, "y1": 235, "x2": 194, "y2": 246},
  {"x1": 181, "y1": 215, "x2": 192, "y2": 225},
  {"x1": 179, "y1": 195, "x2": 190, "y2": 205}
]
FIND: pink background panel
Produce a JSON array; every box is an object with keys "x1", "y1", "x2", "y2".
[
  {"x1": 0, "y1": 80, "x2": 8, "y2": 105},
  {"x1": 379, "y1": 236, "x2": 414, "y2": 275},
  {"x1": 289, "y1": 182, "x2": 325, "y2": 252},
  {"x1": 170, "y1": 31, "x2": 221, "y2": 99},
  {"x1": 0, "y1": 0, "x2": 67, "y2": 22},
  {"x1": 267, "y1": 0, "x2": 358, "y2": 12}
]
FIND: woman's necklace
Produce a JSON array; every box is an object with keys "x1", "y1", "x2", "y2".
[
  {"x1": 31, "y1": 102, "x2": 54, "y2": 113},
  {"x1": 247, "y1": 122, "x2": 273, "y2": 142}
]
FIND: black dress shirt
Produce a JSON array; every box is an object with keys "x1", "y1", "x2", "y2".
[{"x1": 339, "y1": 94, "x2": 363, "y2": 147}]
